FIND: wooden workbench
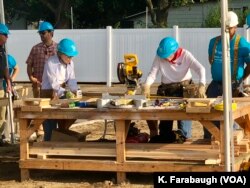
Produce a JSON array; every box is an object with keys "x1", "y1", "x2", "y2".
[{"x1": 16, "y1": 98, "x2": 250, "y2": 183}]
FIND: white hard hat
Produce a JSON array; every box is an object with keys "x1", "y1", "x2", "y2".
[{"x1": 226, "y1": 11, "x2": 238, "y2": 27}]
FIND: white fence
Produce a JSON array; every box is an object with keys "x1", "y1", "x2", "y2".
[{"x1": 7, "y1": 26, "x2": 250, "y2": 85}]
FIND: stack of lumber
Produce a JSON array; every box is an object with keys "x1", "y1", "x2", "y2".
[
  {"x1": 234, "y1": 129, "x2": 250, "y2": 156},
  {"x1": 29, "y1": 142, "x2": 221, "y2": 165}
]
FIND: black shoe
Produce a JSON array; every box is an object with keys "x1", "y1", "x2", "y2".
[
  {"x1": 149, "y1": 130, "x2": 186, "y2": 143},
  {"x1": 0, "y1": 139, "x2": 11, "y2": 146}
]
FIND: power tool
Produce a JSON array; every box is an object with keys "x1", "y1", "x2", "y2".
[{"x1": 117, "y1": 54, "x2": 142, "y2": 95}]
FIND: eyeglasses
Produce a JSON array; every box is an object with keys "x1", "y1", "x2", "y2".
[
  {"x1": 0, "y1": 33, "x2": 8, "y2": 37},
  {"x1": 61, "y1": 53, "x2": 73, "y2": 59},
  {"x1": 39, "y1": 31, "x2": 48, "y2": 35},
  {"x1": 65, "y1": 55, "x2": 73, "y2": 59}
]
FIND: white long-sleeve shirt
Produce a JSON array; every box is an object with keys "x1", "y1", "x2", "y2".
[
  {"x1": 41, "y1": 55, "x2": 77, "y2": 97},
  {"x1": 145, "y1": 49, "x2": 206, "y2": 86}
]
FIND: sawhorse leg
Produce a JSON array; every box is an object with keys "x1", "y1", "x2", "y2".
[
  {"x1": 115, "y1": 120, "x2": 130, "y2": 184},
  {"x1": 19, "y1": 119, "x2": 31, "y2": 181}
]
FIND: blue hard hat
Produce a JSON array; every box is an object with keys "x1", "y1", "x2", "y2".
[
  {"x1": 7, "y1": 54, "x2": 17, "y2": 67},
  {"x1": 247, "y1": 14, "x2": 250, "y2": 29},
  {"x1": 57, "y1": 38, "x2": 78, "y2": 57},
  {"x1": 38, "y1": 21, "x2": 54, "y2": 32},
  {"x1": 0, "y1": 23, "x2": 10, "y2": 35},
  {"x1": 157, "y1": 37, "x2": 179, "y2": 58}
]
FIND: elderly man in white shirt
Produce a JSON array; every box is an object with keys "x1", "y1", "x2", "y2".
[
  {"x1": 41, "y1": 38, "x2": 80, "y2": 141},
  {"x1": 142, "y1": 37, "x2": 206, "y2": 143}
]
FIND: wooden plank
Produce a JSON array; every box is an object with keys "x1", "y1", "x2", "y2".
[
  {"x1": 205, "y1": 158, "x2": 221, "y2": 165},
  {"x1": 19, "y1": 119, "x2": 30, "y2": 181},
  {"x1": 233, "y1": 97, "x2": 250, "y2": 102},
  {"x1": 29, "y1": 147, "x2": 220, "y2": 161},
  {"x1": 0, "y1": 98, "x2": 9, "y2": 106},
  {"x1": 19, "y1": 159, "x2": 226, "y2": 172},
  {"x1": 186, "y1": 99, "x2": 213, "y2": 113},
  {"x1": 29, "y1": 142, "x2": 221, "y2": 162},
  {"x1": 234, "y1": 129, "x2": 244, "y2": 145},
  {"x1": 186, "y1": 106, "x2": 211, "y2": 113},
  {"x1": 32, "y1": 142, "x2": 220, "y2": 150},
  {"x1": 21, "y1": 105, "x2": 42, "y2": 112},
  {"x1": 244, "y1": 114, "x2": 250, "y2": 135},
  {"x1": 199, "y1": 120, "x2": 220, "y2": 141},
  {"x1": 27, "y1": 121, "x2": 43, "y2": 138},
  {"x1": 37, "y1": 154, "x2": 47, "y2": 159},
  {"x1": 21, "y1": 98, "x2": 51, "y2": 111},
  {"x1": 23, "y1": 98, "x2": 51, "y2": 102},
  {"x1": 23, "y1": 98, "x2": 50, "y2": 107},
  {"x1": 219, "y1": 121, "x2": 225, "y2": 164},
  {"x1": 115, "y1": 120, "x2": 126, "y2": 184},
  {"x1": 238, "y1": 141, "x2": 249, "y2": 153},
  {"x1": 20, "y1": 169, "x2": 30, "y2": 182}
]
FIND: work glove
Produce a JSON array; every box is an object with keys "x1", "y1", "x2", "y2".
[
  {"x1": 197, "y1": 83, "x2": 206, "y2": 98},
  {"x1": 141, "y1": 84, "x2": 150, "y2": 98}
]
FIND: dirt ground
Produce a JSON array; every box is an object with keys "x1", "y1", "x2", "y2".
[{"x1": 0, "y1": 83, "x2": 204, "y2": 188}]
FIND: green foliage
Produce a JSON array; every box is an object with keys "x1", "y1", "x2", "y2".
[
  {"x1": 4, "y1": 0, "x2": 146, "y2": 29},
  {"x1": 204, "y1": 5, "x2": 221, "y2": 27},
  {"x1": 205, "y1": 4, "x2": 250, "y2": 28},
  {"x1": 4, "y1": 0, "x2": 249, "y2": 29}
]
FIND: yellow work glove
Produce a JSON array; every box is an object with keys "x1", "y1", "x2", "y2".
[
  {"x1": 141, "y1": 84, "x2": 151, "y2": 98},
  {"x1": 197, "y1": 83, "x2": 206, "y2": 98}
]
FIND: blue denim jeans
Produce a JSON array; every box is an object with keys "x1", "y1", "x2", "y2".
[
  {"x1": 43, "y1": 119, "x2": 57, "y2": 141},
  {"x1": 156, "y1": 82, "x2": 192, "y2": 139},
  {"x1": 159, "y1": 120, "x2": 192, "y2": 139}
]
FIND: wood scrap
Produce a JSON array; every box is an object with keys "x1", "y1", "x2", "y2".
[
  {"x1": 21, "y1": 98, "x2": 51, "y2": 111},
  {"x1": 186, "y1": 99, "x2": 214, "y2": 113}
]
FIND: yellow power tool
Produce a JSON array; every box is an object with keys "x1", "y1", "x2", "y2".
[{"x1": 117, "y1": 54, "x2": 142, "y2": 95}]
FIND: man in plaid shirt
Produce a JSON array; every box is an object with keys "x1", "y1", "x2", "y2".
[{"x1": 26, "y1": 21, "x2": 57, "y2": 140}]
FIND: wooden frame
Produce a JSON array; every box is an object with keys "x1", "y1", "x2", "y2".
[{"x1": 16, "y1": 98, "x2": 250, "y2": 183}]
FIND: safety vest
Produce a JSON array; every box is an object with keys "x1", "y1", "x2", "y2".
[{"x1": 209, "y1": 34, "x2": 241, "y2": 81}]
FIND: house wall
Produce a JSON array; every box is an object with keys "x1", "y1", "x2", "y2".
[
  {"x1": 6, "y1": 26, "x2": 250, "y2": 85},
  {"x1": 134, "y1": 0, "x2": 250, "y2": 28},
  {"x1": 7, "y1": 16, "x2": 27, "y2": 30}
]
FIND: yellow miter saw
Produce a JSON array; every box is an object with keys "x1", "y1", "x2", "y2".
[{"x1": 117, "y1": 54, "x2": 143, "y2": 95}]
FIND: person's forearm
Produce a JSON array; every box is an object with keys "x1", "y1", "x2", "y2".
[
  {"x1": 27, "y1": 65, "x2": 38, "y2": 83},
  {"x1": 11, "y1": 70, "x2": 19, "y2": 81},
  {"x1": 11, "y1": 66, "x2": 20, "y2": 81}
]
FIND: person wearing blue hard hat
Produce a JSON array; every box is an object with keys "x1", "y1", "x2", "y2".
[
  {"x1": 141, "y1": 36, "x2": 206, "y2": 142},
  {"x1": 41, "y1": 38, "x2": 79, "y2": 98},
  {"x1": 0, "y1": 23, "x2": 10, "y2": 36},
  {"x1": 0, "y1": 23, "x2": 12, "y2": 145},
  {"x1": 38, "y1": 21, "x2": 54, "y2": 32},
  {"x1": 26, "y1": 21, "x2": 57, "y2": 98},
  {"x1": 1, "y1": 54, "x2": 19, "y2": 142},
  {"x1": 41, "y1": 38, "x2": 82, "y2": 141},
  {"x1": 26, "y1": 21, "x2": 57, "y2": 141},
  {"x1": 3, "y1": 55, "x2": 19, "y2": 91}
]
